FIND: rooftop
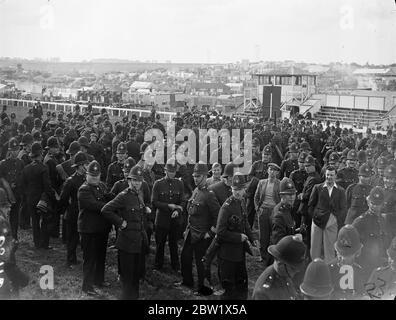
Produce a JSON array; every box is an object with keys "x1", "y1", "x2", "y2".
[{"x1": 252, "y1": 66, "x2": 315, "y2": 77}]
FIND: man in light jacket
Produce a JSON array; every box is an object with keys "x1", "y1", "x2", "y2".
[{"x1": 254, "y1": 163, "x2": 281, "y2": 265}]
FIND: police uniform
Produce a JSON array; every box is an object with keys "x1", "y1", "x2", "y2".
[
  {"x1": 252, "y1": 263, "x2": 300, "y2": 300},
  {"x1": 364, "y1": 235, "x2": 396, "y2": 300},
  {"x1": 216, "y1": 174, "x2": 253, "y2": 300},
  {"x1": 328, "y1": 259, "x2": 365, "y2": 299},
  {"x1": 106, "y1": 143, "x2": 127, "y2": 190},
  {"x1": 271, "y1": 202, "x2": 295, "y2": 246},
  {"x1": 382, "y1": 165, "x2": 396, "y2": 244},
  {"x1": 59, "y1": 153, "x2": 87, "y2": 266},
  {"x1": 152, "y1": 162, "x2": 185, "y2": 270},
  {"x1": 344, "y1": 164, "x2": 373, "y2": 224},
  {"x1": 98, "y1": 124, "x2": 113, "y2": 168},
  {"x1": 336, "y1": 166, "x2": 359, "y2": 190},
  {"x1": 279, "y1": 144, "x2": 299, "y2": 179},
  {"x1": 336, "y1": 150, "x2": 359, "y2": 190},
  {"x1": 21, "y1": 143, "x2": 56, "y2": 249},
  {"x1": 352, "y1": 198, "x2": 389, "y2": 280},
  {"x1": 0, "y1": 212, "x2": 29, "y2": 299},
  {"x1": 102, "y1": 165, "x2": 148, "y2": 300},
  {"x1": 249, "y1": 159, "x2": 270, "y2": 181},
  {"x1": 208, "y1": 180, "x2": 232, "y2": 206},
  {"x1": 298, "y1": 156, "x2": 321, "y2": 251},
  {"x1": 0, "y1": 139, "x2": 24, "y2": 240},
  {"x1": 180, "y1": 164, "x2": 221, "y2": 292},
  {"x1": 78, "y1": 161, "x2": 112, "y2": 294},
  {"x1": 44, "y1": 137, "x2": 63, "y2": 239}
]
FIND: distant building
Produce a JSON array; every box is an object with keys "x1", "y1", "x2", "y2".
[
  {"x1": 253, "y1": 66, "x2": 317, "y2": 105},
  {"x1": 353, "y1": 68, "x2": 396, "y2": 91},
  {"x1": 189, "y1": 82, "x2": 231, "y2": 96}
]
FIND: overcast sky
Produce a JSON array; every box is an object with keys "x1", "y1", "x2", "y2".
[{"x1": 0, "y1": 0, "x2": 395, "y2": 64}]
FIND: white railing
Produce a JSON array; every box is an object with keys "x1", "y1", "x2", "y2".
[{"x1": 0, "y1": 98, "x2": 177, "y2": 121}]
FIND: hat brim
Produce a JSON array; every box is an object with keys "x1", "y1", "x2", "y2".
[
  {"x1": 300, "y1": 283, "x2": 334, "y2": 298},
  {"x1": 267, "y1": 245, "x2": 305, "y2": 268},
  {"x1": 231, "y1": 183, "x2": 247, "y2": 190},
  {"x1": 335, "y1": 242, "x2": 363, "y2": 257},
  {"x1": 72, "y1": 160, "x2": 89, "y2": 168}
]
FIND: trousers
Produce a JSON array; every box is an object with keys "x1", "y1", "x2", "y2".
[
  {"x1": 310, "y1": 214, "x2": 338, "y2": 264},
  {"x1": 155, "y1": 225, "x2": 180, "y2": 270},
  {"x1": 181, "y1": 232, "x2": 210, "y2": 289},
  {"x1": 218, "y1": 258, "x2": 248, "y2": 300},
  {"x1": 80, "y1": 232, "x2": 109, "y2": 291},
  {"x1": 118, "y1": 250, "x2": 141, "y2": 300}
]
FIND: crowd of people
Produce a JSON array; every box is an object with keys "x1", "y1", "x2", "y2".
[{"x1": 0, "y1": 101, "x2": 396, "y2": 300}]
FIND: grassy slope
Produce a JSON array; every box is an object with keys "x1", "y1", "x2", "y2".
[{"x1": 15, "y1": 229, "x2": 265, "y2": 300}]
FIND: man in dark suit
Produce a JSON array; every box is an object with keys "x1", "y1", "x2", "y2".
[
  {"x1": 308, "y1": 166, "x2": 347, "y2": 263},
  {"x1": 21, "y1": 142, "x2": 56, "y2": 249}
]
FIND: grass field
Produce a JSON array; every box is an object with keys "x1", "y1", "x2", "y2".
[{"x1": 14, "y1": 228, "x2": 265, "y2": 300}]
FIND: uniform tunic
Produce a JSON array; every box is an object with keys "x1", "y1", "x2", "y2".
[
  {"x1": 252, "y1": 265, "x2": 300, "y2": 300},
  {"x1": 345, "y1": 183, "x2": 372, "y2": 224}
]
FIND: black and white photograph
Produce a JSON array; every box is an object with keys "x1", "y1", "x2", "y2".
[{"x1": 0, "y1": 0, "x2": 395, "y2": 306}]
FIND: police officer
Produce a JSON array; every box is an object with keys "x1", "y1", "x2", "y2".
[
  {"x1": 178, "y1": 163, "x2": 220, "y2": 296},
  {"x1": 271, "y1": 178, "x2": 297, "y2": 245},
  {"x1": 352, "y1": 187, "x2": 389, "y2": 281},
  {"x1": 44, "y1": 136, "x2": 63, "y2": 238},
  {"x1": 0, "y1": 194, "x2": 29, "y2": 299},
  {"x1": 58, "y1": 152, "x2": 89, "y2": 268},
  {"x1": 0, "y1": 138, "x2": 24, "y2": 241},
  {"x1": 328, "y1": 224, "x2": 365, "y2": 299},
  {"x1": 152, "y1": 158, "x2": 185, "y2": 271},
  {"x1": 102, "y1": 165, "x2": 149, "y2": 300},
  {"x1": 106, "y1": 142, "x2": 127, "y2": 190},
  {"x1": 249, "y1": 144, "x2": 272, "y2": 180},
  {"x1": 110, "y1": 157, "x2": 136, "y2": 196},
  {"x1": 300, "y1": 258, "x2": 333, "y2": 300},
  {"x1": 216, "y1": 173, "x2": 254, "y2": 300},
  {"x1": 208, "y1": 162, "x2": 235, "y2": 206},
  {"x1": 18, "y1": 133, "x2": 33, "y2": 166},
  {"x1": 78, "y1": 160, "x2": 112, "y2": 296},
  {"x1": 297, "y1": 155, "x2": 321, "y2": 252},
  {"x1": 252, "y1": 234, "x2": 306, "y2": 300},
  {"x1": 382, "y1": 164, "x2": 396, "y2": 245},
  {"x1": 89, "y1": 132, "x2": 106, "y2": 169},
  {"x1": 321, "y1": 152, "x2": 339, "y2": 179},
  {"x1": 21, "y1": 142, "x2": 56, "y2": 249},
  {"x1": 290, "y1": 152, "x2": 308, "y2": 226},
  {"x1": 336, "y1": 150, "x2": 359, "y2": 190},
  {"x1": 371, "y1": 156, "x2": 387, "y2": 187},
  {"x1": 345, "y1": 164, "x2": 373, "y2": 224},
  {"x1": 56, "y1": 141, "x2": 80, "y2": 182},
  {"x1": 365, "y1": 236, "x2": 396, "y2": 300},
  {"x1": 280, "y1": 143, "x2": 299, "y2": 179},
  {"x1": 77, "y1": 136, "x2": 95, "y2": 162},
  {"x1": 111, "y1": 124, "x2": 124, "y2": 163}
]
